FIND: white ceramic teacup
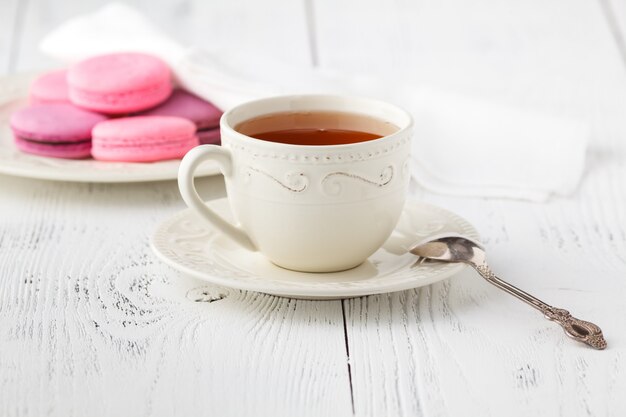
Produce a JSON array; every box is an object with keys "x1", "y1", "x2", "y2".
[{"x1": 178, "y1": 95, "x2": 412, "y2": 272}]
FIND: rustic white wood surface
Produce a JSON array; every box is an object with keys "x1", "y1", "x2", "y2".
[{"x1": 1, "y1": 1, "x2": 625, "y2": 416}]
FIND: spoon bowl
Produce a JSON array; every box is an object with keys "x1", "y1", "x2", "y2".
[{"x1": 410, "y1": 233, "x2": 485, "y2": 264}]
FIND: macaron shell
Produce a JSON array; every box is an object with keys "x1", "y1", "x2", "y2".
[
  {"x1": 14, "y1": 136, "x2": 92, "y2": 159},
  {"x1": 10, "y1": 103, "x2": 108, "y2": 142},
  {"x1": 92, "y1": 116, "x2": 199, "y2": 162},
  {"x1": 92, "y1": 136, "x2": 198, "y2": 162},
  {"x1": 68, "y1": 53, "x2": 172, "y2": 114},
  {"x1": 29, "y1": 70, "x2": 70, "y2": 104},
  {"x1": 69, "y1": 82, "x2": 172, "y2": 114},
  {"x1": 140, "y1": 89, "x2": 222, "y2": 129}
]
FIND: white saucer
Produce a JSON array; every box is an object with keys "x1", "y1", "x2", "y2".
[
  {"x1": 0, "y1": 73, "x2": 218, "y2": 183},
  {"x1": 150, "y1": 198, "x2": 479, "y2": 299}
]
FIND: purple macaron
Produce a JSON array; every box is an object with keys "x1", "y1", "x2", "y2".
[
  {"x1": 140, "y1": 89, "x2": 222, "y2": 144},
  {"x1": 10, "y1": 103, "x2": 108, "y2": 159}
]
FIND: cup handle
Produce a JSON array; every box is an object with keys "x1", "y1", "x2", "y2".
[{"x1": 178, "y1": 145, "x2": 257, "y2": 251}]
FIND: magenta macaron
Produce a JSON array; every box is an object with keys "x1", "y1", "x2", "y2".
[
  {"x1": 68, "y1": 53, "x2": 172, "y2": 114},
  {"x1": 92, "y1": 116, "x2": 199, "y2": 162},
  {"x1": 196, "y1": 128, "x2": 221, "y2": 145},
  {"x1": 10, "y1": 103, "x2": 108, "y2": 159},
  {"x1": 140, "y1": 89, "x2": 222, "y2": 144},
  {"x1": 29, "y1": 69, "x2": 70, "y2": 104}
]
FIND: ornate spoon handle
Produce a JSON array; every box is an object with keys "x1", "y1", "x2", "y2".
[{"x1": 470, "y1": 262, "x2": 607, "y2": 350}]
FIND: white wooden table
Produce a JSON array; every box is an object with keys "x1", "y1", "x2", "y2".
[{"x1": 1, "y1": 1, "x2": 625, "y2": 416}]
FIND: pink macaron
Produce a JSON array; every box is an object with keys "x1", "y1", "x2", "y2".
[
  {"x1": 92, "y1": 116, "x2": 199, "y2": 162},
  {"x1": 29, "y1": 69, "x2": 70, "y2": 104},
  {"x1": 68, "y1": 53, "x2": 172, "y2": 114},
  {"x1": 10, "y1": 103, "x2": 108, "y2": 159},
  {"x1": 140, "y1": 89, "x2": 222, "y2": 144}
]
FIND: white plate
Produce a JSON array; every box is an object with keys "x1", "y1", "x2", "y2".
[
  {"x1": 0, "y1": 73, "x2": 219, "y2": 183},
  {"x1": 150, "y1": 198, "x2": 480, "y2": 299}
]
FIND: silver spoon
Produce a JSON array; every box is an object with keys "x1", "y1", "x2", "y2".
[{"x1": 410, "y1": 234, "x2": 607, "y2": 350}]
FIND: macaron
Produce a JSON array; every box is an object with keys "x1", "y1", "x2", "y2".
[
  {"x1": 92, "y1": 116, "x2": 199, "y2": 162},
  {"x1": 10, "y1": 103, "x2": 108, "y2": 159},
  {"x1": 196, "y1": 127, "x2": 221, "y2": 145},
  {"x1": 68, "y1": 53, "x2": 172, "y2": 114},
  {"x1": 29, "y1": 69, "x2": 70, "y2": 104},
  {"x1": 140, "y1": 89, "x2": 222, "y2": 144}
]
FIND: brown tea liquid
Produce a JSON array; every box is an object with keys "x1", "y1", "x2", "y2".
[{"x1": 235, "y1": 111, "x2": 398, "y2": 146}]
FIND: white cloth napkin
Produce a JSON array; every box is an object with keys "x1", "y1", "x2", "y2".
[
  {"x1": 40, "y1": 3, "x2": 588, "y2": 201},
  {"x1": 408, "y1": 88, "x2": 589, "y2": 201}
]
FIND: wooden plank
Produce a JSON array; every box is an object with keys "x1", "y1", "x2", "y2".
[
  {"x1": 603, "y1": 0, "x2": 626, "y2": 66},
  {"x1": 313, "y1": 0, "x2": 626, "y2": 415},
  {"x1": 0, "y1": 176, "x2": 353, "y2": 417},
  {"x1": 0, "y1": 0, "x2": 19, "y2": 74},
  {"x1": 12, "y1": 0, "x2": 312, "y2": 72}
]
